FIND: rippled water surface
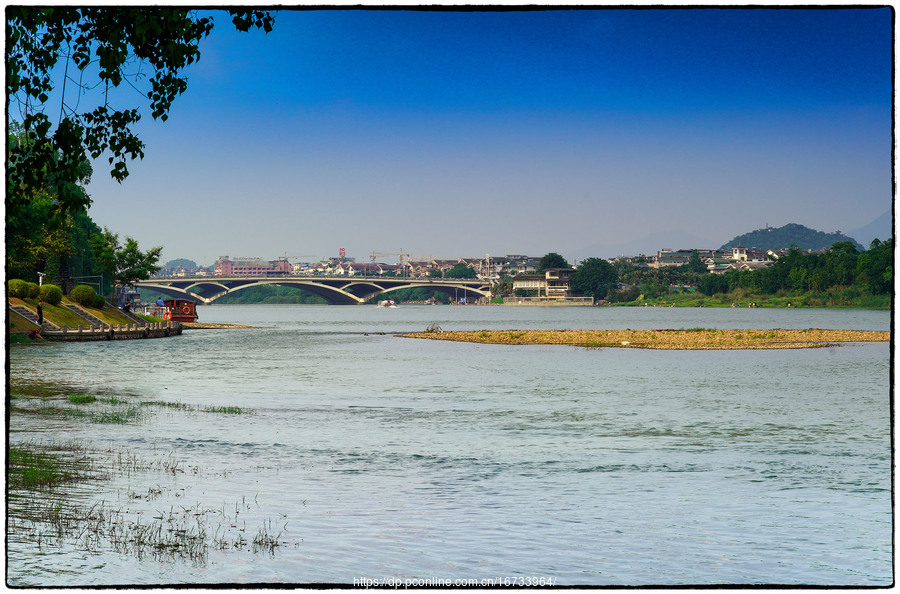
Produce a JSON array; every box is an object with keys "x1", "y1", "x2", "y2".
[{"x1": 7, "y1": 305, "x2": 892, "y2": 586}]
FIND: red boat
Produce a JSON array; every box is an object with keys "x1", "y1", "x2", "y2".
[{"x1": 158, "y1": 299, "x2": 198, "y2": 323}]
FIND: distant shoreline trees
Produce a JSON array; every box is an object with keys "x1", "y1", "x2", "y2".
[{"x1": 699, "y1": 240, "x2": 892, "y2": 298}]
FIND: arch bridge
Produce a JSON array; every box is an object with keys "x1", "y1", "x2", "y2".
[{"x1": 133, "y1": 275, "x2": 492, "y2": 305}]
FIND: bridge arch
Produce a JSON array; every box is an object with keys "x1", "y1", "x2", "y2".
[
  {"x1": 376, "y1": 282, "x2": 490, "y2": 303},
  {"x1": 134, "y1": 276, "x2": 491, "y2": 305}
]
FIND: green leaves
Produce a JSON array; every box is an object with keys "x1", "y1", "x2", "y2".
[
  {"x1": 537, "y1": 252, "x2": 569, "y2": 272},
  {"x1": 571, "y1": 257, "x2": 616, "y2": 299},
  {"x1": 444, "y1": 263, "x2": 478, "y2": 279},
  {"x1": 90, "y1": 227, "x2": 162, "y2": 298},
  {"x1": 7, "y1": 7, "x2": 276, "y2": 215},
  {"x1": 230, "y1": 10, "x2": 274, "y2": 33}
]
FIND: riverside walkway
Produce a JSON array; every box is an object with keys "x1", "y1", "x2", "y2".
[
  {"x1": 10, "y1": 301, "x2": 182, "y2": 342},
  {"x1": 39, "y1": 321, "x2": 183, "y2": 341}
]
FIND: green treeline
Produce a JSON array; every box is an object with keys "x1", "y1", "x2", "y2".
[
  {"x1": 8, "y1": 127, "x2": 163, "y2": 301},
  {"x1": 496, "y1": 240, "x2": 892, "y2": 308},
  {"x1": 210, "y1": 286, "x2": 462, "y2": 305},
  {"x1": 213, "y1": 285, "x2": 327, "y2": 305},
  {"x1": 7, "y1": 189, "x2": 102, "y2": 284},
  {"x1": 698, "y1": 240, "x2": 892, "y2": 298}
]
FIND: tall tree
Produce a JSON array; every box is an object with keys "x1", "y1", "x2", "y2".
[
  {"x1": 855, "y1": 238, "x2": 893, "y2": 294},
  {"x1": 6, "y1": 126, "x2": 100, "y2": 282},
  {"x1": 571, "y1": 257, "x2": 617, "y2": 299},
  {"x1": 7, "y1": 8, "x2": 274, "y2": 218},
  {"x1": 91, "y1": 228, "x2": 162, "y2": 300},
  {"x1": 684, "y1": 250, "x2": 707, "y2": 275},
  {"x1": 444, "y1": 263, "x2": 477, "y2": 279},
  {"x1": 538, "y1": 252, "x2": 569, "y2": 272}
]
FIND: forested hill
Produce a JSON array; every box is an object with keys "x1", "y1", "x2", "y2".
[
  {"x1": 164, "y1": 258, "x2": 197, "y2": 269},
  {"x1": 720, "y1": 223, "x2": 865, "y2": 252}
]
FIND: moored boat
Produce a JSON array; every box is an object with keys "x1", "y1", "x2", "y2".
[{"x1": 157, "y1": 299, "x2": 198, "y2": 322}]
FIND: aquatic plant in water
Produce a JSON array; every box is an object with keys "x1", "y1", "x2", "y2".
[{"x1": 9, "y1": 440, "x2": 294, "y2": 566}]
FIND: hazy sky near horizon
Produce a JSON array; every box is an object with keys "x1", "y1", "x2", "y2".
[{"x1": 78, "y1": 7, "x2": 892, "y2": 266}]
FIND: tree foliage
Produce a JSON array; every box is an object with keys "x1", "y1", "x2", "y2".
[
  {"x1": 538, "y1": 252, "x2": 569, "y2": 272},
  {"x1": 164, "y1": 258, "x2": 198, "y2": 270},
  {"x1": 214, "y1": 285, "x2": 326, "y2": 305},
  {"x1": 7, "y1": 7, "x2": 274, "y2": 216},
  {"x1": 5, "y1": 174, "x2": 102, "y2": 283},
  {"x1": 699, "y1": 239, "x2": 893, "y2": 296},
  {"x1": 571, "y1": 258, "x2": 617, "y2": 299},
  {"x1": 90, "y1": 228, "x2": 162, "y2": 298},
  {"x1": 491, "y1": 276, "x2": 514, "y2": 296},
  {"x1": 444, "y1": 263, "x2": 477, "y2": 279},
  {"x1": 685, "y1": 250, "x2": 707, "y2": 274},
  {"x1": 720, "y1": 223, "x2": 864, "y2": 252}
]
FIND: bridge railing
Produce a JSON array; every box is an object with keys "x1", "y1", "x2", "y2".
[{"x1": 145, "y1": 273, "x2": 491, "y2": 283}]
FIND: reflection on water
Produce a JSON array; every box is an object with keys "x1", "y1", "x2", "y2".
[{"x1": 8, "y1": 306, "x2": 892, "y2": 586}]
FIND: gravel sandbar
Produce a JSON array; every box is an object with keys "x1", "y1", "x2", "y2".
[{"x1": 400, "y1": 328, "x2": 890, "y2": 350}]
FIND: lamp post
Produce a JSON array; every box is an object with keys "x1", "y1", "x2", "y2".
[{"x1": 37, "y1": 272, "x2": 45, "y2": 286}]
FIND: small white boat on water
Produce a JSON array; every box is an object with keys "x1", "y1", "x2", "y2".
[{"x1": 377, "y1": 300, "x2": 398, "y2": 308}]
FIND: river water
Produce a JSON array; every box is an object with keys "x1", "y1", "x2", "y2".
[{"x1": 7, "y1": 305, "x2": 893, "y2": 586}]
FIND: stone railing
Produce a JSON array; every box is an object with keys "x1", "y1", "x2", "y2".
[{"x1": 42, "y1": 321, "x2": 182, "y2": 341}]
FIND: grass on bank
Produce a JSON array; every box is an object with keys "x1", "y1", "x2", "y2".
[
  {"x1": 138, "y1": 313, "x2": 166, "y2": 323},
  {"x1": 9, "y1": 309, "x2": 39, "y2": 334},
  {"x1": 8, "y1": 297, "x2": 88, "y2": 328},
  {"x1": 8, "y1": 296, "x2": 138, "y2": 333}
]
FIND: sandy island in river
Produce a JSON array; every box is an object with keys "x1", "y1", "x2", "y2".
[{"x1": 400, "y1": 328, "x2": 890, "y2": 350}]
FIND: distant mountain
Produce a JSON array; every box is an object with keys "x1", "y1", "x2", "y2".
[
  {"x1": 720, "y1": 223, "x2": 864, "y2": 252},
  {"x1": 164, "y1": 258, "x2": 198, "y2": 269},
  {"x1": 847, "y1": 210, "x2": 892, "y2": 248}
]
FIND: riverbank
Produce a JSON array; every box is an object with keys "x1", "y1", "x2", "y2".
[
  {"x1": 606, "y1": 288, "x2": 891, "y2": 309},
  {"x1": 400, "y1": 328, "x2": 891, "y2": 349},
  {"x1": 7, "y1": 297, "x2": 251, "y2": 341}
]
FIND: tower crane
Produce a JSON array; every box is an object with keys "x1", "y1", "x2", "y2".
[
  {"x1": 370, "y1": 250, "x2": 409, "y2": 265},
  {"x1": 370, "y1": 250, "x2": 410, "y2": 277},
  {"x1": 278, "y1": 253, "x2": 317, "y2": 275},
  {"x1": 281, "y1": 252, "x2": 317, "y2": 263}
]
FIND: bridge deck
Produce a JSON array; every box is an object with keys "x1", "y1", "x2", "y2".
[{"x1": 134, "y1": 275, "x2": 492, "y2": 305}]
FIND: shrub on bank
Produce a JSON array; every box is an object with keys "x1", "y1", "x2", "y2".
[
  {"x1": 70, "y1": 285, "x2": 99, "y2": 307},
  {"x1": 91, "y1": 293, "x2": 107, "y2": 308},
  {"x1": 38, "y1": 284, "x2": 63, "y2": 306},
  {"x1": 8, "y1": 280, "x2": 41, "y2": 299},
  {"x1": 8, "y1": 279, "x2": 28, "y2": 298}
]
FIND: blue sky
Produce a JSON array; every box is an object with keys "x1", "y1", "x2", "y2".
[{"x1": 79, "y1": 7, "x2": 893, "y2": 266}]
